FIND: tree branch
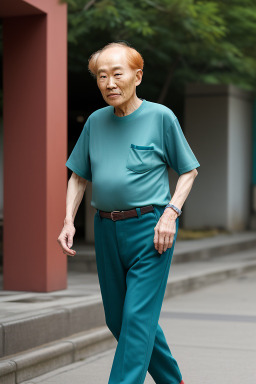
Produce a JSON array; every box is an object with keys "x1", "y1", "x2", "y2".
[{"x1": 83, "y1": 0, "x2": 97, "y2": 11}]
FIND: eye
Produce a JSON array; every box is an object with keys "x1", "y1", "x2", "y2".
[
  {"x1": 114, "y1": 73, "x2": 122, "y2": 77},
  {"x1": 100, "y1": 75, "x2": 107, "y2": 79}
]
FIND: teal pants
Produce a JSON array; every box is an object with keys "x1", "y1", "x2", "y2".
[{"x1": 94, "y1": 204, "x2": 184, "y2": 384}]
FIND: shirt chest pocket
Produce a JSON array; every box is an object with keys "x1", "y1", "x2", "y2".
[{"x1": 126, "y1": 144, "x2": 155, "y2": 173}]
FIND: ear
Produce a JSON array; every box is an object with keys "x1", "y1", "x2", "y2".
[{"x1": 135, "y1": 69, "x2": 143, "y2": 86}]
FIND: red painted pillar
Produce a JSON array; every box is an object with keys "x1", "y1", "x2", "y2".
[{"x1": 2, "y1": 0, "x2": 67, "y2": 291}]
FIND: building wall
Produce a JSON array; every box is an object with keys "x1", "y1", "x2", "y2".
[
  {"x1": 184, "y1": 84, "x2": 253, "y2": 231},
  {"x1": 184, "y1": 86, "x2": 228, "y2": 229},
  {"x1": 227, "y1": 93, "x2": 253, "y2": 230}
]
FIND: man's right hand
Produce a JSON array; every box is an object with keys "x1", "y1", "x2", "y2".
[{"x1": 57, "y1": 220, "x2": 76, "y2": 257}]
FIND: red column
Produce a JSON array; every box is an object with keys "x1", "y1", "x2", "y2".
[{"x1": 3, "y1": 0, "x2": 67, "y2": 291}]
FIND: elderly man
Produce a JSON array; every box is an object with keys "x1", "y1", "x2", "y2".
[{"x1": 58, "y1": 41, "x2": 200, "y2": 384}]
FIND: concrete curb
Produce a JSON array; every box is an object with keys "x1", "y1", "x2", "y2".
[
  {"x1": 1, "y1": 259, "x2": 256, "y2": 383},
  {"x1": 0, "y1": 327, "x2": 116, "y2": 384},
  {"x1": 173, "y1": 237, "x2": 256, "y2": 263},
  {"x1": 165, "y1": 260, "x2": 256, "y2": 299}
]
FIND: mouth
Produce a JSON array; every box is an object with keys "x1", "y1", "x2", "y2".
[{"x1": 107, "y1": 93, "x2": 121, "y2": 98}]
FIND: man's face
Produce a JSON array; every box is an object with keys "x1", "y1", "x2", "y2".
[{"x1": 96, "y1": 47, "x2": 142, "y2": 108}]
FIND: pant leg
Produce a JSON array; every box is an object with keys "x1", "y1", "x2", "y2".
[
  {"x1": 94, "y1": 211, "x2": 126, "y2": 339},
  {"x1": 147, "y1": 206, "x2": 184, "y2": 384},
  {"x1": 94, "y1": 207, "x2": 183, "y2": 384},
  {"x1": 149, "y1": 324, "x2": 184, "y2": 383}
]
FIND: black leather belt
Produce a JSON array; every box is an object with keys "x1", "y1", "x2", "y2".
[{"x1": 99, "y1": 205, "x2": 154, "y2": 221}]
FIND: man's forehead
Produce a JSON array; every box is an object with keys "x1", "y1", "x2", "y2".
[{"x1": 96, "y1": 47, "x2": 128, "y2": 72}]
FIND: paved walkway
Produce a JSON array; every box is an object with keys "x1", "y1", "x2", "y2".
[{"x1": 21, "y1": 269, "x2": 256, "y2": 384}]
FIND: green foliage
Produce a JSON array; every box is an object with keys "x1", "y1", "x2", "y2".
[{"x1": 61, "y1": 0, "x2": 256, "y2": 100}]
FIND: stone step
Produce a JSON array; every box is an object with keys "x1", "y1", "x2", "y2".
[
  {"x1": 1, "y1": 250, "x2": 256, "y2": 383},
  {"x1": 0, "y1": 298, "x2": 106, "y2": 358},
  {"x1": 0, "y1": 326, "x2": 115, "y2": 384},
  {"x1": 69, "y1": 231, "x2": 256, "y2": 272}
]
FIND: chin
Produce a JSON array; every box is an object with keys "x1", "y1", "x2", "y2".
[{"x1": 105, "y1": 97, "x2": 124, "y2": 107}]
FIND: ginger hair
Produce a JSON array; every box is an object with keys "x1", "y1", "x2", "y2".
[{"x1": 88, "y1": 41, "x2": 144, "y2": 77}]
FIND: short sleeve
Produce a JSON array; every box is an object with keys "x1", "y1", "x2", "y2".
[
  {"x1": 65, "y1": 119, "x2": 92, "y2": 181},
  {"x1": 164, "y1": 117, "x2": 200, "y2": 175}
]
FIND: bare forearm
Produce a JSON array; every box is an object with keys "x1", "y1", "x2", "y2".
[
  {"x1": 65, "y1": 172, "x2": 88, "y2": 224},
  {"x1": 165, "y1": 168, "x2": 198, "y2": 219}
]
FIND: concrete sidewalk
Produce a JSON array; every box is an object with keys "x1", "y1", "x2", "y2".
[{"x1": 20, "y1": 269, "x2": 256, "y2": 384}]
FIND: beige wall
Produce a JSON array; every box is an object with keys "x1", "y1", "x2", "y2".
[{"x1": 184, "y1": 84, "x2": 253, "y2": 231}]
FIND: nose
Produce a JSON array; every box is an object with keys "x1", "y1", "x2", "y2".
[{"x1": 106, "y1": 76, "x2": 116, "y2": 89}]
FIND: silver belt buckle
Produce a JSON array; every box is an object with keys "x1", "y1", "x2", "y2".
[{"x1": 111, "y1": 210, "x2": 121, "y2": 221}]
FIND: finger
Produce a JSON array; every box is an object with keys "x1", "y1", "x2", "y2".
[
  {"x1": 158, "y1": 234, "x2": 166, "y2": 254},
  {"x1": 168, "y1": 230, "x2": 176, "y2": 247},
  {"x1": 61, "y1": 240, "x2": 76, "y2": 255},
  {"x1": 167, "y1": 237, "x2": 174, "y2": 249},
  {"x1": 154, "y1": 227, "x2": 159, "y2": 251},
  {"x1": 163, "y1": 236, "x2": 170, "y2": 252},
  {"x1": 63, "y1": 244, "x2": 76, "y2": 254},
  {"x1": 63, "y1": 249, "x2": 76, "y2": 257},
  {"x1": 66, "y1": 233, "x2": 73, "y2": 249}
]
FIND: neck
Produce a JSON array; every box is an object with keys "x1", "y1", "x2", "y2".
[{"x1": 114, "y1": 95, "x2": 142, "y2": 117}]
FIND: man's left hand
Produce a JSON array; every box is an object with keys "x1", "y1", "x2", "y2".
[{"x1": 154, "y1": 209, "x2": 178, "y2": 254}]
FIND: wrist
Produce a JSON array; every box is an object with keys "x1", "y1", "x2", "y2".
[
  {"x1": 164, "y1": 207, "x2": 179, "y2": 220},
  {"x1": 165, "y1": 203, "x2": 182, "y2": 217},
  {"x1": 64, "y1": 217, "x2": 74, "y2": 226}
]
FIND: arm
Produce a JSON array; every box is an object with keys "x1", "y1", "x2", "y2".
[
  {"x1": 154, "y1": 168, "x2": 198, "y2": 254},
  {"x1": 57, "y1": 172, "x2": 88, "y2": 256}
]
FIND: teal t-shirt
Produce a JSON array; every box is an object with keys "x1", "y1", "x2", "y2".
[{"x1": 65, "y1": 99, "x2": 200, "y2": 211}]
